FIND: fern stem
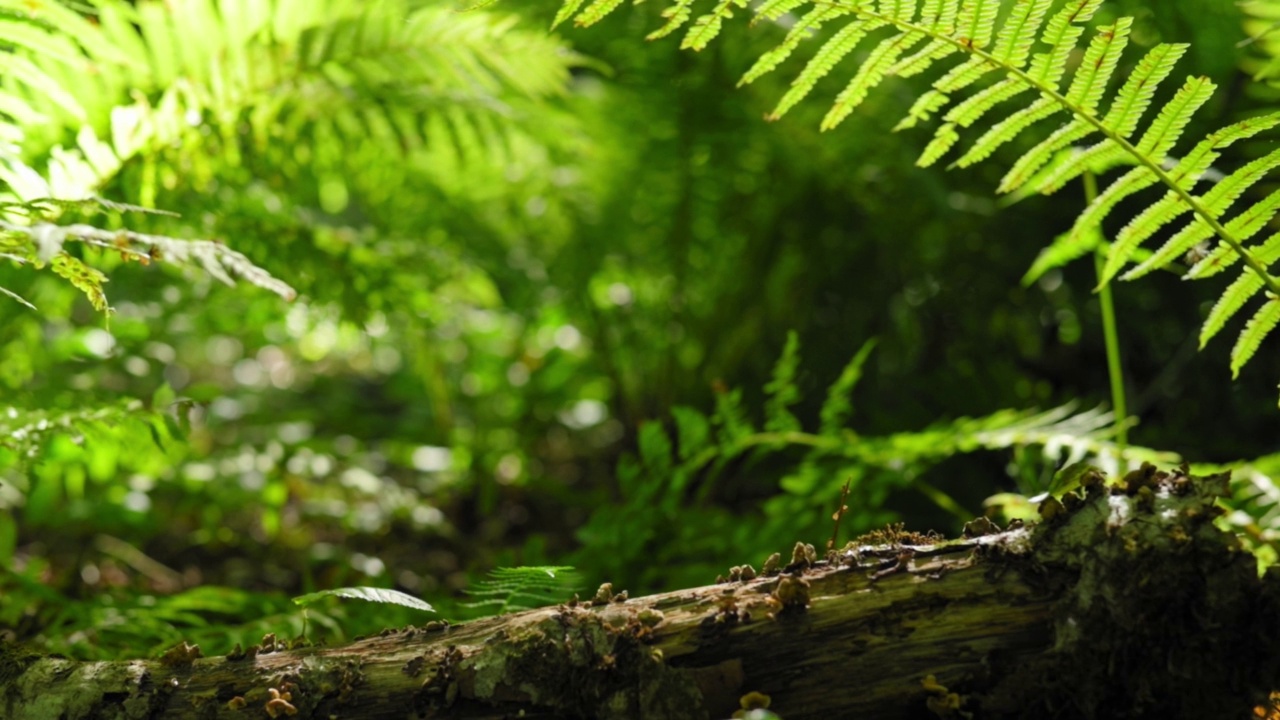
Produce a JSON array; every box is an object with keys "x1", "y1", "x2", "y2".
[
  {"x1": 816, "y1": 0, "x2": 1280, "y2": 299},
  {"x1": 1085, "y1": 171, "x2": 1129, "y2": 455}
]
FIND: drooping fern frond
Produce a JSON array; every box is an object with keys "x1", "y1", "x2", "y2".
[
  {"x1": 0, "y1": 196, "x2": 296, "y2": 310},
  {"x1": 555, "y1": 0, "x2": 1280, "y2": 402},
  {"x1": 462, "y1": 566, "x2": 580, "y2": 615}
]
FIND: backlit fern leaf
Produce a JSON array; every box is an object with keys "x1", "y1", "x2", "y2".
[
  {"x1": 682, "y1": 0, "x2": 747, "y2": 51},
  {"x1": 1200, "y1": 233, "x2": 1280, "y2": 349},
  {"x1": 1233, "y1": 297, "x2": 1280, "y2": 379},
  {"x1": 462, "y1": 567, "x2": 580, "y2": 615},
  {"x1": 740, "y1": 6, "x2": 849, "y2": 87},
  {"x1": 559, "y1": 0, "x2": 1280, "y2": 392},
  {"x1": 999, "y1": 43, "x2": 1188, "y2": 193},
  {"x1": 767, "y1": 19, "x2": 882, "y2": 118},
  {"x1": 755, "y1": 0, "x2": 811, "y2": 23},
  {"x1": 648, "y1": 0, "x2": 699, "y2": 39},
  {"x1": 574, "y1": 0, "x2": 628, "y2": 28}
]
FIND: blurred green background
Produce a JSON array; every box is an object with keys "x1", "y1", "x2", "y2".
[{"x1": 2, "y1": 0, "x2": 1279, "y2": 659}]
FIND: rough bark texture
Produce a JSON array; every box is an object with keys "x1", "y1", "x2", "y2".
[{"x1": 3, "y1": 468, "x2": 1279, "y2": 719}]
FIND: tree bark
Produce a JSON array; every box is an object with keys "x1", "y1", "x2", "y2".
[{"x1": 3, "y1": 468, "x2": 1278, "y2": 719}]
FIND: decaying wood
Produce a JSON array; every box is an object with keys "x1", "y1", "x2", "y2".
[{"x1": 3, "y1": 468, "x2": 1279, "y2": 719}]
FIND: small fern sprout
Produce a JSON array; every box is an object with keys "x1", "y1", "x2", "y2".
[{"x1": 556, "y1": 0, "x2": 1280, "y2": 403}]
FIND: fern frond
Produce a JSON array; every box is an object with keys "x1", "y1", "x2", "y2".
[
  {"x1": 768, "y1": 18, "x2": 882, "y2": 119},
  {"x1": 712, "y1": 386, "x2": 754, "y2": 445},
  {"x1": 0, "y1": 219, "x2": 297, "y2": 303},
  {"x1": 887, "y1": 0, "x2": 963, "y2": 79},
  {"x1": 819, "y1": 338, "x2": 877, "y2": 434},
  {"x1": 1199, "y1": 233, "x2": 1280, "y2": 349},
  {"x1": 564, "y1": 0, "x2": 1280, "y2": 390},
  {"x1": 0, "y1": 400, "x2": 162, "y2": 470},
  {"x1": 648, "y1": 0, "x2": 699, "y2": 40},
  {"x1": 1127, "y1": 185, "x2": 1280, "y2": 283},
  {"x1": 574, "y1": 0, "x2": 628, "y2": 28},
  {"x1": 463, "y1": 566, "x2": 579, "y2": 614},
  {"x1": 821, "y1": 28, "x2": 924, "y2": 129},
  {"x1": 1022, "y1": 226, "x2": 1103, "y2": 287},
  {"x1": 740, "y1": 6, "x2": 850, "y2": 88},
  {"x1": 0, "y1": 0, "x2": 576, "y2": 206},
  {"x1": 755, "y1": 0, "x2": 811, "y2": 23},
  {"x1": 671, "y1": 406, "x2": 712, "y2": 459},
  {"x1": 552, "y1": 0, "x2": 589, "y2": 28},
  {"x1": 682, "y1": 0, "x2": 747, "y2": 51},
  {"x1": 1099, "y1": 114, "x2": 1280, "y2": 284},
  {"x1": 765, "y1": 331, "x2": 802, "y2": 432},
  {"x1": 1232, "y1": 295, "x2": 1280, "y2": 379},
  {"x1": 999, "y1": 42, "x2": 1188, "y2": 193}
]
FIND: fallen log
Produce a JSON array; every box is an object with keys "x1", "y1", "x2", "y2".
[{"x1": 3, "y1": 467, "x2": 1278, "y2": 719}]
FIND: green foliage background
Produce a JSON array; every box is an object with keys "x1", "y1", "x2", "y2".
[{"x1": 2, "y1": 0, "x2": 1280, "y2": 659}]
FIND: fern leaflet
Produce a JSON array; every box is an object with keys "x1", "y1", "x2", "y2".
[
  {"x1": 463, "y1": 567, "x2": 580, "y2": 614},
  {"x1": 1233, "y1": 296, "x2": 1280, "y2": 379}
]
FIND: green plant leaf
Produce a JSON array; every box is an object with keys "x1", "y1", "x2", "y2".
[{"x1": 292, "y1": 587, "x2": 435, "y2": 613}]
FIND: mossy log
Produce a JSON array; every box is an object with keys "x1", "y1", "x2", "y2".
[{"x1": 3, "y1": 468, "x2": 1279, "y2": 719}]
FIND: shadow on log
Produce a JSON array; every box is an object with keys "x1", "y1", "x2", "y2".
[{"x1": 2, "y1": 468, "x2": 1279, "y2": 719}]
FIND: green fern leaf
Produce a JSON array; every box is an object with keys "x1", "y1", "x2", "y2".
[
  {"x1": 895, "y1": 89, "x2": 951, "y2": 130},
  {"x1": 769, "y1": 19, "x2": 882, "y2": 119},
  {"x1": 1189, "y1": 200, "x2": 1280, "y2": 281},
  {"x1": 988, "y1": 0, "x2": 1054, "y2": 67},
  {"x1": 682, "y1": 0, "x2": 747, "y2": 51},
  {"x1": 819, "y1": 338, "x2": 877, "y2": 434},
  {"x1": 50, "y1": 253, "x2": 108, "y2": 312},
  {"x1": 1000, "y1": 43, "x2": 1187, "y2": 194},
  {"x1": 765, "y1": 331, "x2": 802, "y2": 432},
  {"x1": 713, "y1": 386, "x2": 754, "y2": 445},
  {"x1": 917, "y1": 121, "x2": 960, "y2": 166},
  {"x1": 953, "y1": 0, "x2": 1001, "y2": 49},
  {"x1": 912, "y1": 0, "x2": 1045, "y2": 123},
  {"x1": 888, "y1": 0, "x2": 964, "y2": 78},
  {"x1": 1199, "y1": 233, "x2": 1280, "y2": 348},
  {"x1": 292, "y1": 587, "x2": 435, "y2": 613},
  {"x1": 998, "y1": 120, "x2": 1094, "y2": 192},
  {"x1": 952, "y1": 19, "x2": 1130, "y2": 170},
  {"x1": 1128, "y1": 184, "x2": 1280, "y2": 282},
  {"x1": 574, "y1": 0, "x2": 628, "y2": 28},
  {"x1": 740, "y1": 6, "x2": 847, "y2": 87},
  {"x1": 989, "y1": 5, "x2": 1123, "y2": 183},
  {"x1": 754, "y1": 0, "x2": 810, "y2": 23},
  {"x1": 1097, "y1": 42, "x2": 1190, "y2": 137},
  {"x1": 647, "y1": 0, "x2": 698, "y2": 40},
  {"x1": 1064, "y1": 18, "x2": 1131, "y2": 109},
  {"x1": 1232, "y1": 295, "x2": 1280, "y2": 379},
  {"x1": 948, "y1": 97, "x2": 1056, "y2": 169},
  {"x1": 0, "y1": 53, "x2": 85, "y2": 122},
  {"x1": 551, "y1": 0, "x2": 588, "y2": 28},
  {"x1": 671, "y1": 405, "x2": 712, "y2": 460},
  {"x1": 1022, "y1": 226, "x2": 1104, "y2": 286},
  {"x1": 463, "y1": 566, "x2": 579, "y2": 614},
  {"x1": 1022, "y1": 0, "x2": 1103, "y2": 86},
  {"x1": 1114, "y1": 124, "x2": 1280, "y2": 283},
  {"x1": 639, "y1": 420, "x2": 675, "y2": 478},
  {"x1": 1133, "y1": 76, "x2": 1216, "y2": 160},
  {"x1": 820, "y1": 28, "x2": 926, "y2": 130},
  {"x1": 944, "y1": 78, "x2": 1030, "y2": 130}
]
